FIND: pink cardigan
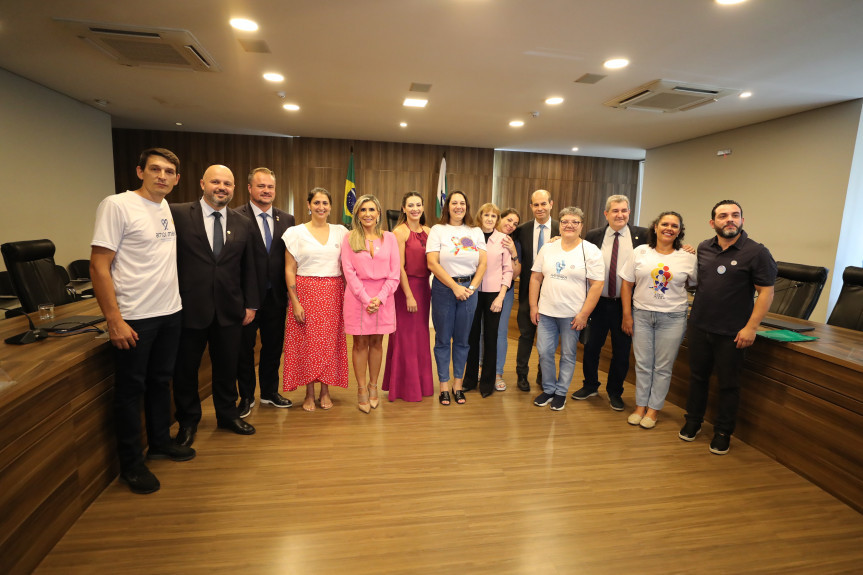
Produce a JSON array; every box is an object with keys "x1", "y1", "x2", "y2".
[{"x1": 480, "y1": 230, "x2": 513, "y2": 293}]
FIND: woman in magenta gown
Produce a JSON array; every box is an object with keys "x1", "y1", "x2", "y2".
[{"x1": 382, "y1": 191, "x2": 434, "y2": 401}]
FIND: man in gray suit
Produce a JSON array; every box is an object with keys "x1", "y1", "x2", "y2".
[
  {"x1": 235, "y1": 167, "x2": 295, "y2": 418},
  {"x1": 171, "y1": 164, "x2": 260, "y2": 446},
  {"x1": 514, "y1": 189, "x2": 560, "y2": 392}
]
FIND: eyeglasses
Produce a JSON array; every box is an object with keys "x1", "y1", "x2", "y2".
[{"x1": 560, "y1": 220, "x2": 582, "y2": 227}]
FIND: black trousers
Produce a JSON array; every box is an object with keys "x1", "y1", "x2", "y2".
[
  {"x1": 113, "y1": 311, "x2": 182, "y2": 472},
  {"x1": 238, "y1": 289, "x2": 287, "y2": 401},
  {"x1": 173, "y1": 320, "x2": 243, "y2": 426},
  {"x1": 464, "y1": 291, "x2": 501, "y2": 395},
  {"x1": 515, "y1": 297, "x2": 536, "y2": 378},
  {"x1": 684, "y1": 324, "x2": 747, "y2": 435},
  {"x1": 581, "y1": 297, "x2": 629, "y2": 398}
]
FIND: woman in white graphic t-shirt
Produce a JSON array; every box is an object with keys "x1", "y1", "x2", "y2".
[{"x1": 620, "y1": 211, "x2": 697, "y2": 429}]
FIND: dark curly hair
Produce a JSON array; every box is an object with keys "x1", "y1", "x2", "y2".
[{"x1": 647, "y1": 211, "x2": 685, "y2": 250}]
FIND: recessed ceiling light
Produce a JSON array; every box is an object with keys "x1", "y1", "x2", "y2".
[
  {"x1": 403, "y1": 98, "x2": 428, "y2": 108},
  {"x1": 399, "y1": 122, "x2": 407, "y2": 127},
  {"x1": 263, "y1": 73, "x2": 284, "y2": 82},
  {"x1": 716, "y1": 0, "x2": 747, "y2": 5},
  {"x1": 230, "y1": 18, "x2": 258, "y2": 31},
  {"x1": 175, "y1": 122, "x2": 183, "y2": 126},
  {"x1": 509, "y1": 120, "x2": 524, "y2": 127},
  {"x1": 571, "y1": 147, "x2": 579, "y2": 152},
  {"x1": 283, "y1": 103, "x2": 300, "y2": 111},
  {"x1": 739, "y1": 91, "x2": 752, "y2": 98},
  {"x1": 603, "y1": 58, "x2": 629, "y2": 69},
  {"x1": 545, "y1": 97, "x2": 564, "y2": 105}
]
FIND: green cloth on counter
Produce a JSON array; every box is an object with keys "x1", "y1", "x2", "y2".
[{"x1": 757, "y1": 329, "x2": 818, "y2": 342}]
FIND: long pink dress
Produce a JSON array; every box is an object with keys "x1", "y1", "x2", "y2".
[
  {"x1": 382, "y1": 229, "x2": 434, "y2": 401},
  {"x1": 341, "y1": 232, "x2": 401, "y2": 335}
]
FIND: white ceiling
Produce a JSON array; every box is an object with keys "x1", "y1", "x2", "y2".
[{"x1": 2, "y1": 0, "x2": 862, "y2": 160}]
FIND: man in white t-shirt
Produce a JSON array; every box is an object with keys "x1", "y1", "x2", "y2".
[{"x1": 90, "y1": 148, "x2": 195, "y2": 495}]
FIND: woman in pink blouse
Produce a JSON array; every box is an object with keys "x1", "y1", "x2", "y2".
[{"x1": 341, "y1": 195, "x2": 401, "y2": 413}]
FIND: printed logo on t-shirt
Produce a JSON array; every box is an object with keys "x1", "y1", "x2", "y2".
[
  {"x1": 155, "y1": 217, "x2": 176, "y2": 241},
  {"x1": 450, "y1": 236, "x2": 478, "y2": 254},
  {"x1": 651, "y1": 264, "x2": 672, "y2": 297},
  {"x1": 550, "y1": 259, "x2": 569, "y2": 280}
]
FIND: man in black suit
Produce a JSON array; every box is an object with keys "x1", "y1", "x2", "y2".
[
  {"x1": 572, "y1": 194, "x2": 648, "y2": 411},
  {"x1": 514, "y1": 189, "x2": 560, "y2": 392},
  {"x1": 171, "y1": 164, "x2": 260, "y2": 446},
  {"x1": 235, "y1": 167, "x2": 295, "y2": 418}
]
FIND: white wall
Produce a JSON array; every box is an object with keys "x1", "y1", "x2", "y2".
[
  {"x1": 0, "y1": 68, "x2": 114, "y2": 272},
  {"x1": 642, "y1": 100, "x2": 863, "y2": 323}
]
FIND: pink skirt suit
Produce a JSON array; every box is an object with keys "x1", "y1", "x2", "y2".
[{"x1": 340, "y1": 231, "x2": 401, "y2": 335}]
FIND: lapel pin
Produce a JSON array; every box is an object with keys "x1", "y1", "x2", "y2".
[{"x1": 227, "y1": 230, "x2": 232, "y2": 235}]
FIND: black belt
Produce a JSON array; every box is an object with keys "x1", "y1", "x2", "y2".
[
  {"x1": 451, "y1": 276, "x2": 473, "y2": 283},
  {"x1": 602, "y1": 296, "x2": 621, "y2": 301}
]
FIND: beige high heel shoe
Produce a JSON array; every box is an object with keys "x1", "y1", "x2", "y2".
[
  {"x1": 358, "y1": 386, "x2": 371, "y2": 414},
  {"x1": 369, "y1": 384, "x2": 379, "y2": 409}
]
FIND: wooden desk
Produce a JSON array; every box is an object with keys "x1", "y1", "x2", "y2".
[{"x1": 0, "y1": 300, "x2": 212, "y2": 575}]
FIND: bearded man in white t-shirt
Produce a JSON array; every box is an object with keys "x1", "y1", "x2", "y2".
[{"x1": 90, "y1": 148, "x2": 195, "y2": 495}]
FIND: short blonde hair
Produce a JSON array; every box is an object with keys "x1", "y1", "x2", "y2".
[{"x1": 476, "y1": 203, "x2": 500, "y2": 218}]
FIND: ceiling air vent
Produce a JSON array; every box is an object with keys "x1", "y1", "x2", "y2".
[
  {"x1": 55, "y1": 19, "x2": 220, "y2": 72},
  {"x1": 604, "y1": 79, "x2": 738, "y2": 113}
]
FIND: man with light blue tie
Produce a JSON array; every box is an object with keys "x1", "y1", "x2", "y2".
[
  {"x1": 515, "y1": 190, "x2": 559, "y2": 392},
  {"x1": 236, "y1": 168, "x2": 296, "y2": 418}
]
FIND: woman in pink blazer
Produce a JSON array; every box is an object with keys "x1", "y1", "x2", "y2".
[
  {"x1": 341, "y1": 195, "x2": 401, "y2": 413},
  {"x1": 464, "y1": 203, "x2": 514, "y2": 397}
]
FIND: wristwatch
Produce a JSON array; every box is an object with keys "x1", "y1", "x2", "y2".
[{"x1": 467, "y1": 285, "x2": 476, "y2": 291}]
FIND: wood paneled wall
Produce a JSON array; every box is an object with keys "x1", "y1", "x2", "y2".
[
  {"x1": 112, "y1": 130, "x2": 494, "y2": 228},
  {"x1": 493, "y1": 150, "x2": 640, "y2": 230}
]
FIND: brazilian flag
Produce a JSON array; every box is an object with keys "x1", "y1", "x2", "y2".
[{"x1": 343, "y1": 153, "x2": 357, "y2": 227}]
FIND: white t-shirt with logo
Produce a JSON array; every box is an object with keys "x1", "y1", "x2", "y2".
[
  {"x1": 619, "y1": 245, "x2": 697, "y2": 313},
  {"x1": 426, "y1": 224, "x2": 487, "y2": 277},
  {"x1": 531, "y1": 240, "x2": 604, "y2": 318},
  {"x1": 91, "y1": 190, "x2": 182, "y2": 320}
]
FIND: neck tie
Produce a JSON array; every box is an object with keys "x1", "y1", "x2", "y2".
[
  {"x1": 608, "y1": 231, "x2": 620, "y2": 297},
  {"x1": 537, "y1": 223, "x2": 546, "y2": 255},
  {"x1": 260, "y1": 213, "x2": 272, "y2": 253},
  {"x1": 213, "y1": 212, "x2": 223, "y2": 258}
]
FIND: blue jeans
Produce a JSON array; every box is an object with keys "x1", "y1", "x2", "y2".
[
  {"x1": 495, "y1": 286, "x2": 515, "y2": 375},
  {"x1": 536, "y1": 313, "x2": 580, "y2": 396},
  {"x1": 631, "y1": 308, "x2": 687, "y2": 410},
  {"x1": 431, "y1": 277, "x2": 478, "y2": 383}
]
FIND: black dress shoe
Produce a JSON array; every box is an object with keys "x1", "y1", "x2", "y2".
[
  {"x1": 481, "y1": 390, "x2": 494, "y2": 398},
  {"x1": 147, "y1": 442, "x2": 196, "y2": 462},
  {"x1": 120, "y1": 464, "x2": 160, "y2": 494},
  {"x1": 174, "y1": 425, "x2": 197, "y2": 447},
  {"x1": 217, "y1": 417, "x2": 256, "y2": 435},
  {"x1": 462, "y1": 384, "x2": 477, "y2": 392},
  {"x1": 260, "y1": 393, "x2": 293, "y2": 408},
  {"x1": 238, "y1": 397, "x2": 252, "y2": 419},
  {"x1": 516, "y1": 375, "x2": 530, "y2": 392}
]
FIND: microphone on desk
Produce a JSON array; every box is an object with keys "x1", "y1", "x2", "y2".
[{"x1": 4, "y1": 311, "x2": 49, "y2": 345}]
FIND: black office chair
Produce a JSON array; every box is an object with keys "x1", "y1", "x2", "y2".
[
  {"x1": 68, "y1": 259, "x2": 91, "y2": 280},
  {"x1": 768, "y1": 261, "x2": 829, "y2": 320},
  {"x1": 826, "y1": 266, "x2": 863, "y2": 331},
  {"x1": 386, "y1": 209, "x2": 400, "y2": 231},
  {"x1": 0, "y1": 239, "x2": 78, "y2": 314}
]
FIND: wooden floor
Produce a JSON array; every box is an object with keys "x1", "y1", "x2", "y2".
[{"x1": 35, "y1": 334, "x2": 863, "y2": 575}]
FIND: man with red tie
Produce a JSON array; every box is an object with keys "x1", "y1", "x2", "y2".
[{"x1": 573, "y1": 195, "x2": 648, "y2": 411}]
